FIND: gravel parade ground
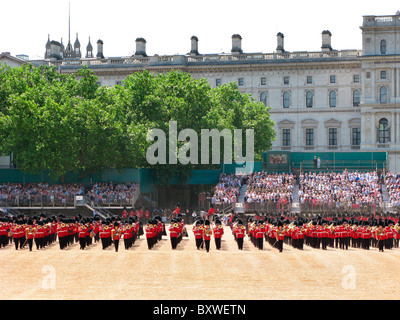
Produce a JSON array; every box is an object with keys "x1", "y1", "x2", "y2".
[{"x1": 1, "y1": 224, "x2": 399, "y2": 300}]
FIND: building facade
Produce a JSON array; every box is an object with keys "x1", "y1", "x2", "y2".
[{"x1": 30, "y1": 13, "x2": 400, "y2": 172}]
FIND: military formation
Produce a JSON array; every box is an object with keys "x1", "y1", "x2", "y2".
[
  {"x1": 243, "y1": 213, "x2": 400, "y2": 253},
  {"x1": 0, "y1": 213, "x2": 145, "y2": 252},
  {"x1": 192, "y1": 215, "x2": 224, "y2": 252},
  {"x1": 0, "y1": 211, "x2": 399, "y2": 253}
]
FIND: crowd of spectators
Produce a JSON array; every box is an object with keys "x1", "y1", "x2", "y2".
[
  {"x1": 384, "y1": 172, "x2": 400, "y2": 208},
  {"x1": 244, "y1": 172, "x2": 294, "y2": 205},
  {"x1": 0, "y1": 182, "x2": 138, "y2": 207},
  {"x1": 86, "y1": 182, "x2": 138, "y2": 206},
  {"x1": 298, "y1": 170, "x2": 383, "y2": 209},
  {"x1": 211, "y1": 173, "x2": 241, "y2": 205}
]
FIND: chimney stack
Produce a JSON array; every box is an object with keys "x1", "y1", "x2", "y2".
[
  {"x1": 276, "y1": 32, "x2": 285, "y2": 53},
  {"x1": 97, "y1": 40, "x2": 104, "y2": 59},
  {"x1": 321, "y1": 30, "x2": 332, "y2": 52},
  {"x1": 190, "y1": 36, "x2": 199, "y2": 55},
  {"x1": 135, "y1": 38, "x2": 147, "y2": 57},
  {"x1": 231, "y1": 34, "x2": 243, "y2": 54}
]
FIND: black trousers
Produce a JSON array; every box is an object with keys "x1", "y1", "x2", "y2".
[
  {"x1": 19, "y1": 236, "x2": 26, "y2": 249},
  {"x1": 147, "y1": 237, "x2": 154, "y2": 249},
  {"x1": 215, "y1": 238, "x2": 221, "y2": 250},
  {"x1": 205, "y1": 239, "x2": 210, "y2": 252},
  {"x1": 257, "y1": 238, "x2": 263, "y2": 250},
  {"x1": 58, "y1": 236, "x2": 67, "y2": 250},
  {"x1": 14, "y1": 238, "x2": 20, "y2": 250},
  {"x1": 378, "y1": 240, "x2": 384, "y2": 252},
  {"x1": 170, "y1": 237, "x2": 177, "y2": 249},
  {"x1": 195, "y1": 238, "x2": 203, "y2": 249},
  {"x1": 114, "y1": 240, "x2": 119, "y2": 252},
  {"x1": 0, "y1": 235, "x2": 7, "y2": 247},
  {"x1": 27, "y1": 238, "x2": 33, "y2": 251},
  {"x1": 79, "y1": 238, "x2": 86, "y2": 250},
  {"x1": 277, "y1": 240, "x2": 283, "y2": 252},
  {"x1": 237, "y1": 238, "x2": 244, "y2": 250}
]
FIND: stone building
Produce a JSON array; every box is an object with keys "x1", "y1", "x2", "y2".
[{"x1": 29, "y1": 12, "x2": 400, "y2": 172}]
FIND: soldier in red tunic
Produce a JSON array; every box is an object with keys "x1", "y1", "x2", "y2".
[
  {"x1": 213, "y1": 219, "x2": 224, "y2": 250},
  {"x1": 123, "y1": 220, "x2": 134, "y2": 250},
  {"x1": 193, "y1": 220, "x2": 204, "y2": 250},
  {"x1": 255, "y1": 221, "x2": 266, "y2": 250},
  {"x1": 376, "y1": 224, "x2": 386, "y2": 252},
  {"x1": 203, "y1": 220, "x2": 212, "y2": 252},
  {"x1": 25, "y1": 219, "x2": 36, "y2": 251},
  {"x1": 275, "y1": 221, "x2": 285, "y2": 253},
  {"x1": 233, "y1": 220, "x2": 246, "y2": 250},
  {"x1": 0, "y1": 218, "x2": 10, "y2": 248},
  {"x1": 111, "y1": 222, "x2": 122, "y2": 252},
  {"x1": 145, "y1": 220, "x2": 155, "y2": 250},
  {"x1": 169, "y1": 219, "x2": 180, "y2": 249},
  {"x1": 78, "y1": 223, "x2": 89, "y2": 250},
  {"x1": 99, "y1": 221, "x2": 112, "y2": 250}
]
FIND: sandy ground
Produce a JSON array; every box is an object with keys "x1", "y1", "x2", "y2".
[{"x1": 1, "y1": 224, "x2": 399, "y2": 301}]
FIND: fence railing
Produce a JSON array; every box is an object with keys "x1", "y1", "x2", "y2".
[
  {"x1": 244, "y1": 201, "x2": 292, "y2": 213},
  {"x1": 0, "y1": 188, "x2": 140, "y2": 209},
  {"x1": 0, "y1": 193, "x2": 76, "y2": 208},
  {"x1": 294, "y1": 160, "x2": 387, "y2": 171},
  {"x1": 299, "y1": 201, "x2": 384, "y2": 214}
]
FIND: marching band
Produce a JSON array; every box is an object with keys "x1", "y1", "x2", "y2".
[{"x1": 0, "y1": 212, "x2": 399, "y2": 253}]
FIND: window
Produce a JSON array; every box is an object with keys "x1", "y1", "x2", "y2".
[
  {"x1": 282, "y1": 129, "x2": 291, "y2": 146},
  {"x1": 381, "y1": 71, "x2": 387, "y2": 79},
  {"x1": 216, "y1": 78, "x2": 222, "y2": 87},
  {"x1": 353, "y1": 90, "x2": 360, "y2": 107},
  {"x1": 283, "y1": 91, "x2": 290, "y2": 108},
  {"x1": 353, "y1": 75, "x2": 360, "y2": 83},
  {"x1": 366, "y1": 72, "x2": 371, "y2": 79},
  {"x1": 329, "y1": 90, "x2": 337, "y2": 107},
  {"x1": 330, "y1": 75, "x2": 336, "y2": 83},
  {"x1": 260, "y1": 77, "x2": 266, "y2": 86},
  {"x1": 380, "y1": 86, "x2": 387, "y2": 103},
  {"x1": 260, "y1": 92, "x2": 267, "y2": 106},
  {"x1": 284, "y1": 76, "x2": 290, "y2": 85},
  {"x1": 352, "y1": 128, "x2": 361, "y2": 146},
  {"x1": 306, "y1": 91, "x2": 313, "y2": 108},
  {"x1": 329, "y1": 128, "x2": 337, "y2": 146},
  {"x1": 378, "y1": 118, "x2": 389, "y2": 143},
  {"x1": 238, "y1": 78, "x2": 244, "y2": 86},
  {"x1": 380, "y1": 40, "x2": 387, "y2": 54},
  {"x1": 306, "y1": 128, "x2": 314, "y2": 146},
  {"x1": 307, "y1": 76, "x2": 312, "y2": 84}
]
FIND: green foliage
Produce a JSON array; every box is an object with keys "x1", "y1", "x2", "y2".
[{"x1": 0, "y1": 65, "x2": 275, "y2": 184}]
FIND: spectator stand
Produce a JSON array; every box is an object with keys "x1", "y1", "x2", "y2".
[
  {"x1": 298, "y1": 170, "x2": 384, "y2": 215},
  {"x1": 0, "y1": 182, "x2": 140, "y2": 219}
]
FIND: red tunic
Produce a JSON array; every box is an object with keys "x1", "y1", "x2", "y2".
[
  {"x1": 213, "y1": 225, "x2": 224, "y2": 238},
  {"x1": 234, "y1": 226, "x2": 245, "y2": 238}
]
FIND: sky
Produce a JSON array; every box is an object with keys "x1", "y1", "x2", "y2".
[{"x1": 1, "y1": 0, "x2": 399, "y2": 60}]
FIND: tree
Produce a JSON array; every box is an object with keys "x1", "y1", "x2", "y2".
[{"x1": 0, "y1": 66, "x2": 275, "y2": 184}]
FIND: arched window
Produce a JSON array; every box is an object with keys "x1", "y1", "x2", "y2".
[
  {"x1": 380, "y1": 86, "x2": 387, "y2": 103},
  {"x1": 353, "y1": 90, "x2": 360, "y2": 107},
  {"x1": 260, "y1": 92, "x2": 267, "y2": 106},
  {"x1": 306, "y1": 91, "x2": 313, "y2": 108},
  {"x1": 329, "y1": 90, "x2": 336, "y2": 107},
  {"x1": 378, "y1": 118, "x2": 389, "y2": 143},
  {"x1": 283, "y1": 91, "x2": 290, "y2": 108},
  {"x1": 380, "y1": 40, "x2": 387, "y2": 54}
]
